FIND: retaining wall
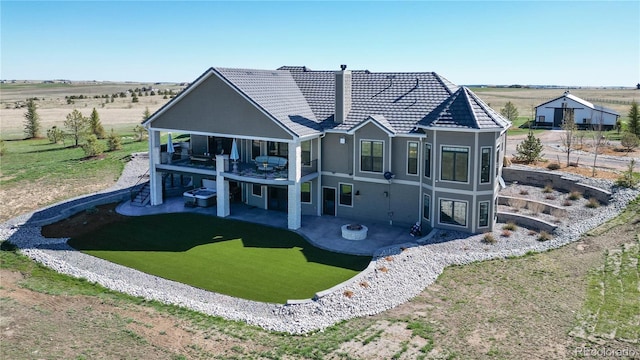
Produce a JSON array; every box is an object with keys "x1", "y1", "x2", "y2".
[
  {"x1": 497, "y1": 211, "x2": 558, "y2": 233},
  {"x1": 502, "y1": 168, "x2": 611, "y2": 204}
]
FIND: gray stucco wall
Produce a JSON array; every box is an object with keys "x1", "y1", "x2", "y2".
[
  {"x1": 150, "y1": 73, "x2": 292, "y2": 140},
  {"x1": 354, "y1": 123, "x2": 390, "y2": 179},
  {"x1": 322, "y1": 133, "x2": 353, "y2": 175}
]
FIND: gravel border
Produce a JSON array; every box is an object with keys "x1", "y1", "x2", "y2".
[{"x1": 1, "y1": 156, "x2": 638, "y2": 334}]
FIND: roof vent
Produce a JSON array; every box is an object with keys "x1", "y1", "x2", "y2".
[
  {"x1": 415, "y1": 78, "x2": 420, "y2": 89},
  {"x1": 340, "y1": 64, "x2": 347, "y2": 71}
]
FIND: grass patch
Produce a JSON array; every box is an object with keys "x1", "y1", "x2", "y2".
[
  {"x1": 587, "y1": 195, "x2": 640, "y2": 236},
  {"x1": 66, "y1": 213, "x2": 371, "y2": 303},
  {"x1": 572, "y1": 236, "x2": 640, "y2": 343}
]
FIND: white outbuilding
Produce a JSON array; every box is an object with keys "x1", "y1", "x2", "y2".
[{"x1": 534, "y1": 91, "x2": 619, "y2": 130}]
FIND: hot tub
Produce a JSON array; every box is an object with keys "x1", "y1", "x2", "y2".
[{"x1": 183, "y1": 179, "x2": 217, "y2": 207}]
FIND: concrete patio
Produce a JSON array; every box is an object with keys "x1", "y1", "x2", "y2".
[{"x1": 116, "y1": 196, "x2": 419, "y2": 256}]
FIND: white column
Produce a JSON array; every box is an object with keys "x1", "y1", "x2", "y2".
[
  {"x1": 287, "y1": 142, "x2": 302, "y2": 229},
  {"x1": 149, "y1": 129, "x2": 163, "y2": 205},
  {"x1": 215, "y1": 154, "x2": 230, "y2": 217}
]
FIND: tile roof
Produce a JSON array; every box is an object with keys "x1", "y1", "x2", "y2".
[
  {"x1": 210, "y1": 66, "x2": 508, "y2": 137},
  {"x1": 418, "y1": 87, "x2": 511, "y2": 130}
]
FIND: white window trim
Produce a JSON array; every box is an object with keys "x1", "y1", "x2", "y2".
[
  {"x1": 439, "y1": 145, "x2": 471, "y2": 184},
  {"x1": 252, "y1": 184, "x2": 263, "y2": 197},
  {"x1": 359, "y1": 139, "x2": 385, "y2": 174},
  {"x1": 478, "y1": 200, "x2": 490, "y2": 228},
  {"x1": 406, "y1": 141, "x2": 419, "y2": 176},
  {"x1": 423, "y1": 193, "x2": 431, "y2": 221},
  {"x1": 480, "y1": 146, "x2": 492, "y2": 184},
  {"x1": 438, "y1": 197, "x2": 469, "y2": 228},
  {"x1": 338, "y1": 182, "x2": 354, "y2": 207},
  {"x1": 301, "y1": 140, "x2": 313, "y2": 167},
  {"x1": 424, "y1": 143, "x2": 432, "y2": 179},
  {"x1": 301, "y1": 181, "x2": 312, "y2": 204}
]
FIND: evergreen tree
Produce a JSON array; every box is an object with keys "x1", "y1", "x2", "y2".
[
  {"x1": 500, "y1": 101, "x2": 519, "y2": 122},
  {"x1": 81, "y1": 134, "x2": 104, "y2": 157},
  {"x1": 627, "y1": 100, "x2": 639, "y2": 136},
  {"x1": 23, "y1": 99, "x2": 41, "y2": 138},
  {"x1": 515, "y1": 130, "x2": 544, "y2": 163},
  {"x1": 142, "y1": 107, "x2": 152, "y2": 121},
  {"x1": 64, "y1": 109, "x2": 89, "y2": 147},
  {"x1": 89, "y1": 108, "x2": 106, "y2": 139},
  {"x1": 106, "y1": 129, "x2": 122, "y2": 151}
]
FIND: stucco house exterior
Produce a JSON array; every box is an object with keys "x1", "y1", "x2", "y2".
[
  {"x1": 534, "y1": 91, "x2": 619, "y2": 130},
  {"x1": 142, "y1": 65, "x2": 511, "y2": 233}
]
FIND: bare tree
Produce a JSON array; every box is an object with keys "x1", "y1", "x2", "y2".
[
  {"x1": 591, "y1": 112, "x2": 605, "y2": 176},
  {"x1": 560, "y1": 107, "x2": 576, "y2": 167}
]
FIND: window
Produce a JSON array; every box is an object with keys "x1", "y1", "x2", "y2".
[
  {"x1": 339, "y1": 183, "x2": 353, "y2": 206},
  {"x1": 301, "y1": 141, "x2": 311, "y2": 166},
  {"x1": 423, "y1": 194, "x2": 431, "y2": 220},
  {"x1": 268, "y1": 142, "x2": 288, "y2": 157},
  {"x1": 538, "y1": 115, "x2": 545, "y2": 122},
  {"x1": 252, "y1": 140, "x2": 262, "y2": 159},
  {"x1": 495, "y1": 148, "x2": 500, "y2": 177},
  {"x1": 360, "y1": 140, "x2": 383, "y2": 172},
  {"x1": 441, "y1": 146, "x2": 469, "y2": 182},
  {"x1": 407, "y1": 142, "x2": 418, "y2": 175},
  {"x1": 478, "y1": 201, "x2": 489, "y2": 227},
  {"x1": 439, "y1": 199, "x2": 467, "y2": 227},
  {"x1": 252, "y1": 184, "x2": 262, "y2": 197},
  {"x1": 480, "y1": 147, "x2": 491, "y2": 184},
  {"x1": 301, "y1": 182, "x2": 311, "y2": 203},
  {"x1": 424, "y1": 143, "x2": 432, "y2": 178}
]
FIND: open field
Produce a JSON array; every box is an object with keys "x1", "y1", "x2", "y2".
[{"x1": 1, "y1": 81, "x2": 184, "y2": 139}]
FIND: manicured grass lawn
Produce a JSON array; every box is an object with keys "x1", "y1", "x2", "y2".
[{"x1": 68, "y1": 213, "x2": 371, "y2": 303}]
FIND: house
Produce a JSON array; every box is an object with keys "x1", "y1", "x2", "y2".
[
  {"x1": 142, "y1": 65, "x2": 511, "y2": 233},
  {"x1": 534, "y1": 91, "x2": 619, "y2": 130}
]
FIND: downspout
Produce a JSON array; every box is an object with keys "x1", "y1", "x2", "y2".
[{"x1": 418, "y1": 135, "x2": 424, "y2": 224}]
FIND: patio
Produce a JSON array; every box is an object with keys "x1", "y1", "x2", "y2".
[{"x1": 116, "y1": 196, "x2": 417, "y2": 256}]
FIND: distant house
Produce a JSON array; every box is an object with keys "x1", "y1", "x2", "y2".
[
  {"x1": 534, "y1": 91, "x2": 619, "y2": 130},
  {"x1": 143, "y1": 65, "x2": 511, "y2": 233}
]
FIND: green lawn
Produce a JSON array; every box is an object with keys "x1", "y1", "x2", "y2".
[{"x1": 67, "y1": 213, "x2": 371, "y2": 303}]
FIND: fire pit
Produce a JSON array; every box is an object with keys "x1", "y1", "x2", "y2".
[{"x1": 341, "y1": 224, "x2": 368, "y2": 240}]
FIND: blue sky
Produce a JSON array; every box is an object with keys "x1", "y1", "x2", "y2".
[{"x1": 1, "y1": 1, "x2": 638, "y2": 86}]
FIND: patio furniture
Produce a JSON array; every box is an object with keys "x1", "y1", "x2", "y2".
[{"x1": 254, "y1": 156, "x2": 287, "y2": 171}]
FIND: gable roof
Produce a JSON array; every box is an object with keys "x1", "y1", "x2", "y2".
[
  {"x1": 417, "y1": 87, "x2": 511, "y2": 130},
  {"x1": 213, "y1": 67, "x2": 323, "y2": 137},
  {"x1": 535, "y1": 91, "x2": 620, "y2": 116}
]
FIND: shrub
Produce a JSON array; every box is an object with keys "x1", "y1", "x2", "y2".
[
  {"x1": 385, "y1": 256, "x2": 393, "y2": 262},
  {"x1": 106, "y1": 129, "x2": 122, "y2": 151},
  {"x1": 47, "y1": 126, "x2": 65, "y2": 144},
  {"x1": 133, "y1": 124, "x2": 147, "y2": 142},
  {"x1": 519, "y1": 189, "x2": 530, "y2": 195},
  {"x1": 528, "y1": 230, "x2": 537, "y2": 236},
  {"x1": 501, "y1": 230, "x2": 512, "y2": 238},
  {"x1": 542, "y1": 184, "x2": 554, "y2": 193},
  {"x1": 586, "y1": 198, "x2": 600, "y2": 208},
  {"x1": 502, "y1": 222, "x2": 517, "y2": 231},
  {"x1": 378, "y1": 266, "x2": 388, "y2": 273},
  {"x1": 620, "y1": 132, "x2": 639, "y2": 152},
  {"x1": 81, "y1": 134, "x2": 104, "y2": 157},
  {"x1": 568, "y1": 191, "x2": 582, "y2": 200},
  {"x1": 359, "y1": 281, "x2": 369, "y2": 288},
  {"x1": 545, "y1": 194, "x2": 556, "y2": 200},
  {"x1": 482, "y1": 233, "x2": 496, "y2": 244},
  {"x1": 0, "y1": 139, "x2": 6, "y2": 156},
  {"x1": 547, "y1": 163, "x2": 561, "y2": 170},
  {"x1": 615, "y1": 159, "x2": 638, "y2": 188},
  {"x1": 527, "y1": 201, "x2": 545, "y2": 214},
  {"x1": 537, "y1": 231, "x2": 552, "y2": 242},
  {"x1": 343, "y1": 290, "x2": 354, "y2": 298},
  {"x1": 562, "y1": 200, "x2": 572, "y2": 207},
  {"x1": 508, "y1": 198, "x2": 526, "y2": 211}
]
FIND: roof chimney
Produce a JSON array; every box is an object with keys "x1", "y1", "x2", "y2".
[{"x1": 335, "y1": 65, "x2": 352, "y2": 124}]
